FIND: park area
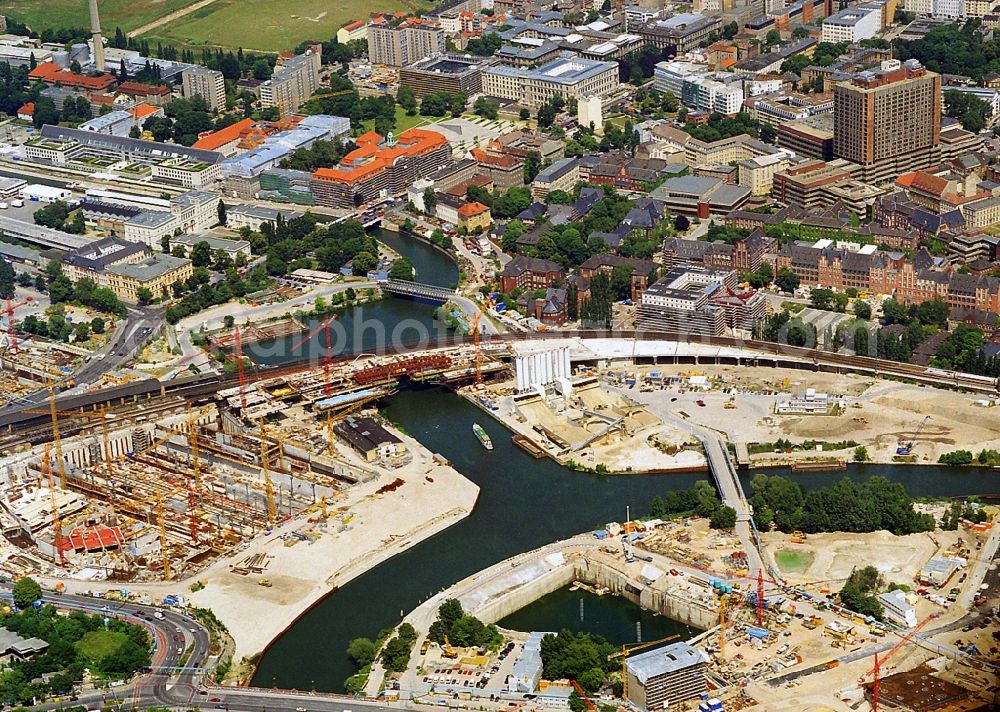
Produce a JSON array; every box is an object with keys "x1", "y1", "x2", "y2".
[
  {"x1": 142, "y1": 0, "x2": 433, "y2": 51},
  {"x1": 0, "y1": 0, "x2": 192, "y2": 34}
]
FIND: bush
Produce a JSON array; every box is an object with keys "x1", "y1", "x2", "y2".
[{"x1": 939, "y1": 450, "x2": 974, "y2": 466}]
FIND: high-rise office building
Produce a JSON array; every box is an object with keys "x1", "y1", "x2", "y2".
[
  {"x1": 182, "y1": 66, "x2": 226, "y2": 112},
  {"x1": 833, "y1": 59, "x2": 941, "y2": 183}
]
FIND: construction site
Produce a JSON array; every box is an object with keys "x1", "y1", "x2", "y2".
[{"x1": 0, "y1": 324, "x2": 506, "y2": 586}]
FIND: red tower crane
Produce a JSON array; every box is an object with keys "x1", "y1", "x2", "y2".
[
  {"x1": 757, "y1": 569, "x2": 765, "y2": 626},
  {"x1": 872, "y1": 652, "x2": 880, "y2": 712},
  {"x1": 4, "y1": 295, "x2": 33, "y2": 354},
  {"x1": 233, "y1": 326, "x2": 247, "y2": 410},
  {"x1": 323, "y1": 317, "x2": 333, "y2": 398}
]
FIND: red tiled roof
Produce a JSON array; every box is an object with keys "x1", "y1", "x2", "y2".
[
  {"x1": 471, "y1": 147, "x2": 519, "y2": 168},
  {"x1": 192, "y1": 118, "x2": 256, "y2": 150},
  {"x1": 313, "y1": 128, "x2": 449, "y2": 184},
  {"x1": 458, "y1": 201, "x2": 489, "y2": 217},
  {"x1": 17, "y1": 102, "x2": 33, "y2": 116},
  {"x1": 342, "y1": 20, "x2": 365, "y2": 30},
  {"x1": 118, "y1": 81, "x2": 170, "y2": 96},
  {"x1": 29, "y1": 61, "x2": 116, "y2": 91},
  {"x1": 89, "y1": 93, "x2": 115, "y2": 105},
  {"x1": 909, "y1": 171, "x2": 949, "y2": 197},
  {"x1": 130, "y1": 103, "x2": 160, "y2": 120}
]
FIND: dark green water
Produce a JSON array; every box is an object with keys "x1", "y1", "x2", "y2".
[
  {"x1": 245, "y1": 228, "x2": 459, "y2": 366},
  {"x1": 250, "y1": 228, "x2": 1000, "y2": 692},
  {"x1": 251, "y1": 386, "x2": 1000, "y2": 691},
  {"x1": 497, "y1": 585, "x2": 699, "y2": 644}
]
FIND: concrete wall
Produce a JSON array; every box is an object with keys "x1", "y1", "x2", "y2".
[
  {"x1": 574, "y1": 558, "x2": 717, "y2": 630},
  {"x1": 471, "y1": 564, "x2": 577, "y2": 624},
  {"x1": 466, "y1": 551, "x2": 716, "y2": 632}
]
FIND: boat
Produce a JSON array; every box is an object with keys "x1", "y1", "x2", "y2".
[{"x1": 473, "y1": 423, "x2": 493, "y2": 450}]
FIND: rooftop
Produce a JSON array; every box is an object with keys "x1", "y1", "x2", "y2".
[
  {"x1": 108, "y1": 253, "x2": 190, "y2": 281},
  {"x1": 626, "y1": 642, "x2": 708, "y2": 683}
]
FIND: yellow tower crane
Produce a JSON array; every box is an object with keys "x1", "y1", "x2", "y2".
[
  {"x1": 187, "y1": 406, "x2": 202, "y2": 491},
  {"x1": 41, "y1": 446, "x2": 67, "y2": 569},
  {"x1": 47, "y1": 386, "x2": 67, "y2": 487},
  {"x1": 258, "y1": 418, "x2": 277, "y2": 525},
  {"x1": 157, "y1": 496, "x2": 170, "y2": 581},
  {"x1": 25, "y1": 405, "x2": 116, "y2": 485},
  {"x1": 608, "y1": 634, "x2": 680, "y2": 703}
]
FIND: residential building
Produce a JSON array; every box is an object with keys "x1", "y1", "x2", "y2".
[
  {"x1": 105, "y1": 253, "x2": 194, "y2": 303},
  {"x1": 458, "y1": 201, "x2": 491, "y2": 232},
  {"x1": 399, "y1": 54, "x2": 492, "y2": 99},
  {"x1": 181, "y1": 66, "x2": 226, "y2": 111},
  {"x1": 0, "y1": 629, "x2": 49, "y2": 664},
  {"x1": 337, "y1": 20, "x2": 368, "y2": 44},
  {"x1": 636, "y1": 267, "x2": 766, "y2": 335},
  {"x1": 579, "y1": 254, "x2": 659, "y2": 301},
  {"x1": 833, "y1": 59, "x2": 941, "y2": 183},
  {"x1": 624, "y1": 643, "x2": 709, "y2": 709},
  {"x1": 963, "y1": 195, "x2": 1000, "y2": 228},
  {"x1": 122, "y1": 191, "x2": 220, "y2": 247},
  {"x1": 776, "y1": 120, "x2": 835, "y2": 161},
  {"x1": 531, "y1": 157, "x2": 580, "y2": 200},
  {"x1": 367, "y1": 19, "x2": 445, "y2": 67},
  {"x1": 499, "y1": 255, "x2": 563, "y2": 293},
  {"x1": 260, "y1": 48, "x2": 322, "y2": 117},
  {"x1": 482, "y1": 55, "x2": 619, "y2": 109},
  {"x1": 310, "y1": 128, "x2": 451, "y2": 208}
]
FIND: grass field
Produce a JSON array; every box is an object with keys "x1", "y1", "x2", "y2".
[
  {"x1": 76, "y1": 630, "x2": 129, "y2": 662},
  {"x1": 0, "y1": 0, "x2": 193, "y2": 34},
  {"x1": 143, "y1": 0, "x2": 434, "y2": 52},
  {"x1": 360, "y1": 105, "x2": 444, "y2": 134}
]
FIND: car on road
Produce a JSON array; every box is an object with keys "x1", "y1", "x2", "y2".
[
  {"x1": 210, "y1": 698, "x2": 221, "y2": 702},
  {"x1": 696, "y1": 399, "x2": 706, "y2": 407}
]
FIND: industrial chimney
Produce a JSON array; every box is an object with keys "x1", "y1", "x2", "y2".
[{"x1": 88, "y1": 0, "x2": 105, "y2": 72}]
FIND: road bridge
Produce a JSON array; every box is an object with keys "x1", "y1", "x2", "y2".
[
  {"x1": 0, "y1": 214, "x2": 90, "y2": 250},
  {"x1": 381, "y1": 278, "x2": 457, "y2": 303}
]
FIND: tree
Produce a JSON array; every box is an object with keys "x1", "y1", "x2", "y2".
[
  {"x1": 12, "y1": 577, "x2": 41, "y2": 609},
  {"x1": 423, "y1": 188, "x2": 437, "y2": 216},
  {"x1": 190, "y1": 241, "x2": 212, "y2": 268},
  {"x1": 710, "y1": 505, "x2": 737, "y2": 529},
  {"x1": 765, "y1": 29, "x2": 781, "y2": 46},
  {"x1": 389, "y1": 257, "x2": 414, "y2": 281},
  {"x1": 73, "y1": 322, "x2": 90, "y2": 342},
  {"x1": 853, "y1": 301, "x2": 872, "y2": 320},
  {"x1": 854, "y1": 446, "x2": 869, "y2": 462},
  {"x1": 523, "y1": 150, "x2": 542, "y2": 184},
  {"x1": 217, "y1": 200, "x2": 227, "y2": 226},
  {"x1": 136, "y1": 287, "x2": 153, "y2": 305},
  {"x1": 943, "y1": 89, "x2": 992, "y2": 133},
  {"x1": 519, "y1": 108, "x2": 530, "y2": 121},
  {"x1": 90, "y1": 317, "x2": 105, "y2": 334},
  {"x1": 347, "y1": 638, "x2": 377, "y2": 668},
  {"x1": 473, "y1": 96, "x2": 498, "y2": 120},
  {"x1": 160, "y1": 235, "x2": 171, "y2": 254},
  {"x1": 650, "y1": 495, "x2": 666, "y2": 518},
  {"x1": 397, "y1": 86, "x2": 417, "y2": 115},
  {"x1": 774, "y1": 267, "x2": 800, "y2": 293},
  {"x1": 352, "y1": 251, "x2": 377, "y2": 275}
]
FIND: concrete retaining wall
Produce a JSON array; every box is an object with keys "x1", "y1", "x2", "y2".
[
  {"x1": 471, "y1": 564, "x2": 577, "y2": 625},
  {"x1": 574, "y1": 558, "x2": 717, "y2": 631},
  {"x1": 466, "y1": 552, "x2": 715, "y2": 632}
]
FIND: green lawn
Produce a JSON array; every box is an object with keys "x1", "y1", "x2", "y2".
[
  {"x1": 361, "y1": 105, "x2": 444, "y2": 134},
  {"x1": 76, "y1": 629, "x2": 129, "y2": 662},
  {"x1": 774, "y1": 549, "x2": 814, "y2": 574},
  {"x1": 142, "y1": 0, "x2": 434, "y2": 52},
  {"x1": 1, "y1": 0, "x2": 193, "y2": 34}
]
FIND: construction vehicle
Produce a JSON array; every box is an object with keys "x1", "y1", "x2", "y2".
[
  {"x1": 258, "y1": 579, "x2": 272, "y2": 587},
  {"x1": 896, "y1": 415, "x2": 930, "y2": 455},
  {"x1": 608, "y1": 634, "x2": 680, "y2": 702},
  {"x1": 724, "y1": 399, "x2": 736, "y2": 409},
  {"x1": 442, "y1": 635, "x2": 458, "y2": 659}
]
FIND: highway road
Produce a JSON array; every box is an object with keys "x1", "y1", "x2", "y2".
[{"x1": 1, "y1": 304, "x2": 163, "y2": 412}]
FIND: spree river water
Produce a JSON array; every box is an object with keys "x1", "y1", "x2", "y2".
[{"x1": 250, "y1": 230, "x2": 1000, "y2": 692}]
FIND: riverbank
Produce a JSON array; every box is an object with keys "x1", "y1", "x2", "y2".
[{"x1": 190, "y1": 423, "x2": 480, "y2": 667}]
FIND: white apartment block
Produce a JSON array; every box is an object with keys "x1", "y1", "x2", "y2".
[
  {"x1": 260, "y1": 48, "x2": 322, "y2": 117},
  {"x1": 182, "y1": 66, "x2": 226, "y2": 111}
]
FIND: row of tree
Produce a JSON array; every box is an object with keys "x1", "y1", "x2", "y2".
[{"x1": 747, "y1": 474, "x2": 936, "y2": 535}]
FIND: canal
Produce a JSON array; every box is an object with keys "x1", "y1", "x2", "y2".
[{"x1": 251, "y1": 228, "x2": 1000, "y2": 692}]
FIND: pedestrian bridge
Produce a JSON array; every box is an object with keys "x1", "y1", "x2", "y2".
[{"x1": 381, "y1": 279, "x2": 456, "y2": 303}]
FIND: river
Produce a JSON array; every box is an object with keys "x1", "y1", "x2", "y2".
[{"x1": 250, "y1": 229, "x2": 1000, "y2": 692}]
